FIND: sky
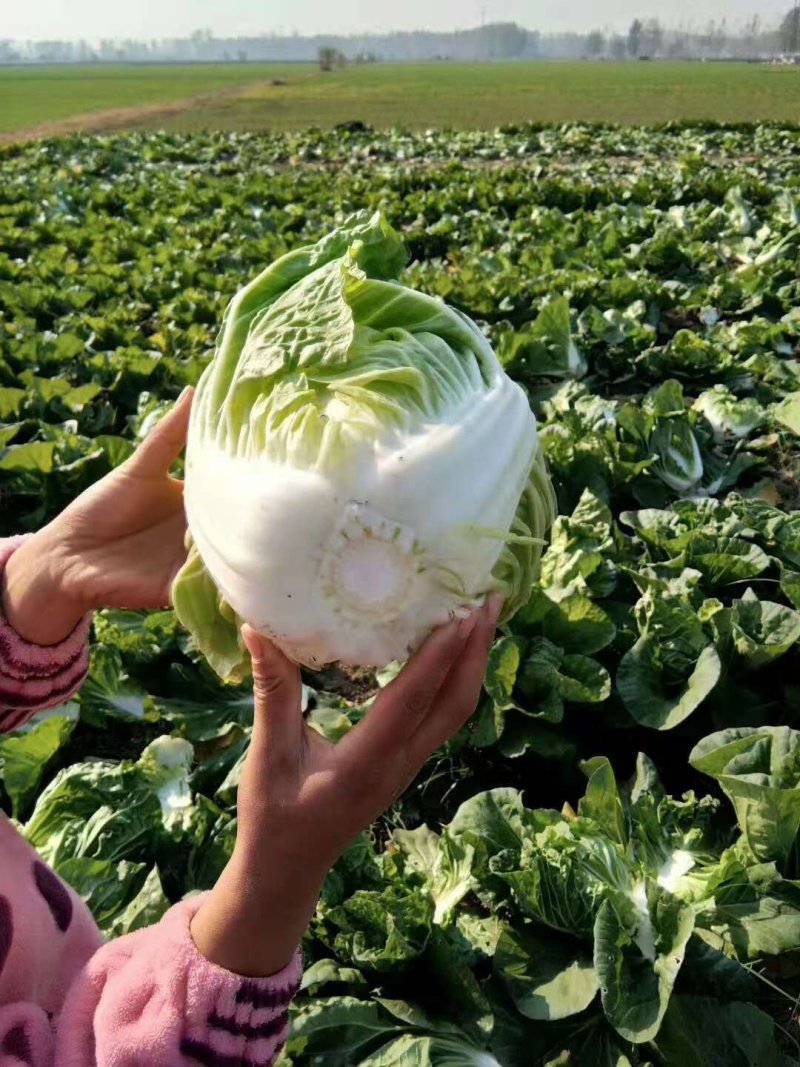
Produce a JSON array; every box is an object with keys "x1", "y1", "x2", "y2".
[{"x1": 1, "y1": 0, "x2": 788, "y2": 42}]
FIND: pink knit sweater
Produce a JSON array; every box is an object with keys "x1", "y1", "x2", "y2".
[{"x1": 0, "y1": 537, "x2": 301, "y2": 1067}]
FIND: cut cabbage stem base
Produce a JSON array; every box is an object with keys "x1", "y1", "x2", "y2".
[
  {"x1": 323, "y1": 506, "x2": 423, "y2": 619},
  {"x1": 321, "y1": 503, "x2": 485, "y2": 623}
]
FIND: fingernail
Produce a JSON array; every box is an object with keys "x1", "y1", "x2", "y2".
[
  {"x1": 178, "y1": 385, "x2": 193, "y2": 402},
  {"x1": 241, "y1": 625, "x2": 261, "y2": 658},
  {"x1": 457, "y1": 610, "x2": 479, "y2": 638},
  {"x1": 486, "y1": 592, "x2": 504, "y2": 625}
]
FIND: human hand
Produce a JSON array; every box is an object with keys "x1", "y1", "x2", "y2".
[
  {"x1": 2, "y1": 388, "x2": 193, "y2": 645},
  {"x1": 190, "y1": 595, "x2": 502, "y2": 977}
]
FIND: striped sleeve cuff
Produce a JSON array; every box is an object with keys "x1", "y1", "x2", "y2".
[
  {"x1": 0, "y1": 535, "x2": 92, "y2": 732},
  {"x1": 168, "y1": 895, "x2": 302, "y2": 1066}
]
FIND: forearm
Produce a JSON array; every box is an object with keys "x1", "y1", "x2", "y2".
[
  {"x1": 191, "y1": 849, "x2": 322, "y2": 978},
  {"x1": 1, "y1": 525, "x2": 89, "y2": 645}
]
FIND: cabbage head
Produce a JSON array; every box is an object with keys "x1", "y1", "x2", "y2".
[{"x1": 173, "y1": 212, "x2": 555, "y2": 679}]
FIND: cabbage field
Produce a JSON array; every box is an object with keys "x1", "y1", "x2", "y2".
[{"x1": 2, "y1": 123, "x2": 800, "y2": 1065}]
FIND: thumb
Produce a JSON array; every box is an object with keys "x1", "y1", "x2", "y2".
[
  {"x1": 129, "y1": 386, "x2": 193, "y2": 478},
  {"x1": 242, "y1": 625, "x2": 303, "y2": 763}
]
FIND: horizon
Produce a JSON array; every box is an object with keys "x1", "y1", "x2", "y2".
[{"x1": 1, "y1": 0, "x2": 788, "y2": 45}]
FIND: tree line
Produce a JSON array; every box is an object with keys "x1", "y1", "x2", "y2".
[{"x1": 1, "y1": 11, "x2": 798, "y2": 66}]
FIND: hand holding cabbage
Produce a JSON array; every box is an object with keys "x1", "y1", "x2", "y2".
[
  {"x1": 173, "y1": 211, "x2": 555, "y2": 679},
  {"x1": 191, "y1": 596, "x2": 502, "y2": 977}
]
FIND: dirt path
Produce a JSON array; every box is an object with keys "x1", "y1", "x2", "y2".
[{"x1": 0, "y1": 80, "x2": 261, "y2": 144}]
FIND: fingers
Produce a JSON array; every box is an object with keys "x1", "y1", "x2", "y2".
[
  {"x1": 338, "y1": 608, "x2": 479, "y2": 765},
  {"x1": 129, "y1": 387, "x2": 193, "y2": 478},
  {"x1": 407, "y1": 594, "x2": 503, "y2": 764},
  {"x1": 242, "y1": 625, "x2": 304, "y2": 768}
]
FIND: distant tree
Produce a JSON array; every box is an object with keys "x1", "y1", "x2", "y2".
[
  {"x1": 586, "y1": 30, "x2": 605, "y2": 56},
  {"x1": 667, "y1": 34, "x2": 690, "y2": 58},
  {"x1": 701, "y1": 18, "x2": 726, "y2": 55},
  {"x1": 318, "y1": 46, "x2": 336, "y2": 71},
  {"x1": 189, "y1": 27, "x2": 213, "y2": 60},
  {"x1": 0, "y1": 39, "x2": 21, "y2": 62},
  {"x1": 318, "y1": 46, "x2": 347, "y2": 70},
  {"x1": 482, "y1": 22, "x2": 527, "y2": 58},
  {"x1": 627, "y1": 18, "x2": 643, "y2": 57},
  {"x1": 609, "y1": 34, "x2": 627, "y2": 59},
  {"x1": 717, "y1": 17, "x2": 729, "y2": 53},
  {"x1": 643, "y1": 18, "x2": 663, "y2": 56},
  {"x1": 781, "y1": 4, "x2": 800, "y2": 52}
]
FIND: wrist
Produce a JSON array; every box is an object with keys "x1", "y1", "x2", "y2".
[
  {"x1": 191, "y1": 850, "x2": 323, "y2": 978},
  {"x1": 2, "y1": 525, "x2": 92, "y2": 645}
]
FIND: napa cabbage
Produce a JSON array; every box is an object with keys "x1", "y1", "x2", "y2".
[
  {"x1": 173, "y1": 212, "x2": 555, "y2": 678},
  {"x1": 693, "y1": 385, "x2": 763, "y2": 442}
]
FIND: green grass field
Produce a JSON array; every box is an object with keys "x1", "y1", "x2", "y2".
[
  {"x1": 1, "y1": 59, "x2": 799, "y2": 137},
  {"x1": 0, "y1": 62, "x2": 301, "y2": 133},
  {"x1": 174, "y1": 60, "x2": 800, "y2": 130}
]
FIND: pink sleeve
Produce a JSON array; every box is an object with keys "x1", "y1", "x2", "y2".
[
  {"x1": 53, "y1": 895, "x2": 301, "y2": 1067},
  {"x1": 0, "y1": 537, "x2": 92, "y2": 734}
]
